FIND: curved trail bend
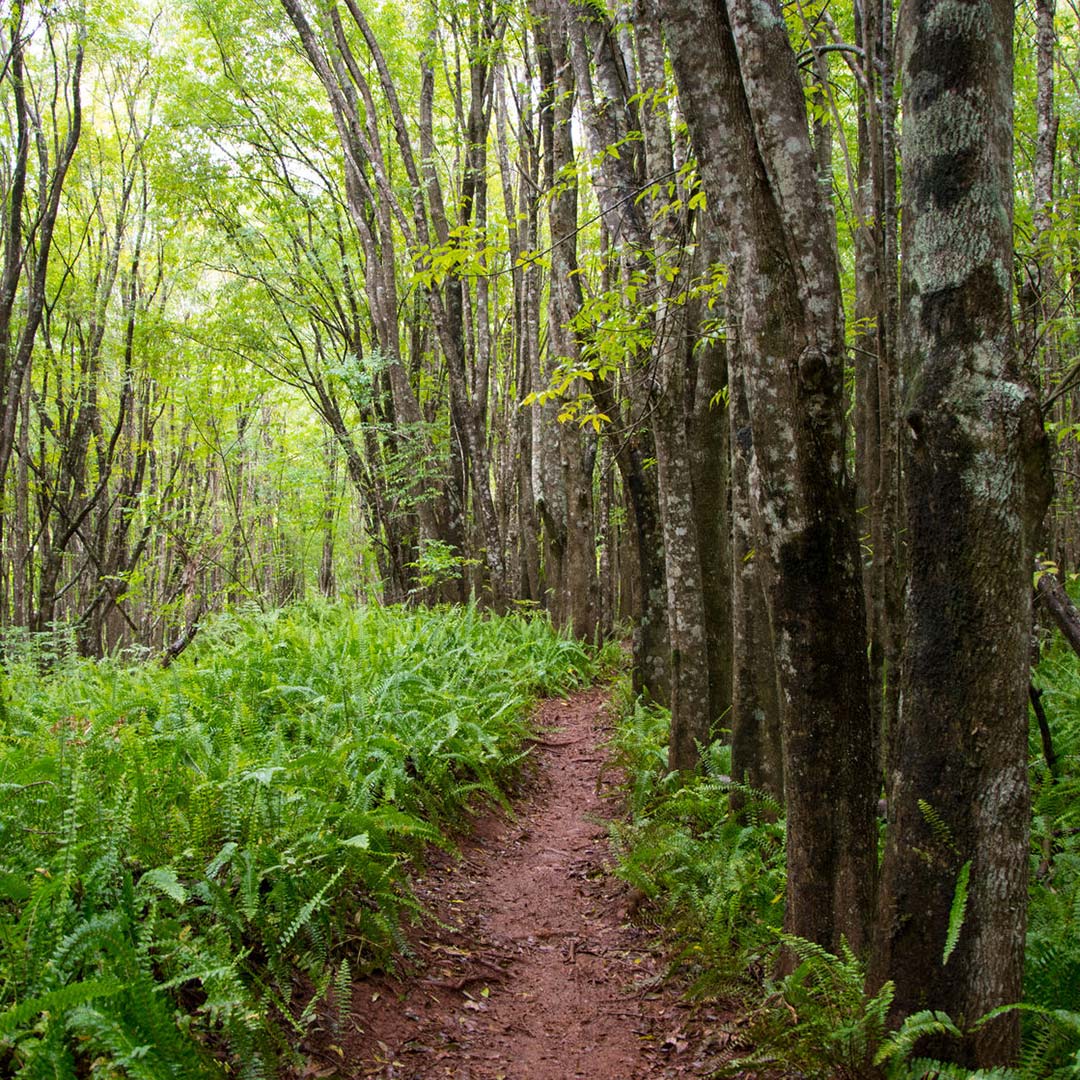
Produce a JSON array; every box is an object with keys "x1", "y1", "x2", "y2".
[{"x1": 304, "y1": 686, "x2": 727, "y2": 1079}]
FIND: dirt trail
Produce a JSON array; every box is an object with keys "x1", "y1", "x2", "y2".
[{"x1": 304, "y1": 686, "x2": 727, "y2": 1079}]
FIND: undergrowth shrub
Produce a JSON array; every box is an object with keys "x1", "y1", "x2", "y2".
[
  {"x1": 717, "y1": 935, "x2": 894, "y2": 1079},
  {"x1": 609, "y1": 655, "x2": 1080, "y2": 1080},
  {"x1": 0, "y1": 600, "x2": 592, "y2": 1076}
]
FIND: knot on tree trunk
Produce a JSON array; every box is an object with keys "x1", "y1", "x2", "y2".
[{"x1": 797, "y1": 345, "x2": 828, "y2": 391}]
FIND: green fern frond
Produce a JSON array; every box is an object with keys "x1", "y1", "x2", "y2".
[
  {"x1": 874, "y1": 1009, "x2": 964, "y2": 1068},
  {"x1": 943, "y1": 860, "x2": 971, "y2": 965},
  {"x1": 0, "y1": 978, "x2": 126, "y2": 1037},
  {"x1": 918, "y1": 799, "x2": 960, "y2": 857},
  {"x1": 276, "y1": 867, "x2": 345, "y2": 957}
]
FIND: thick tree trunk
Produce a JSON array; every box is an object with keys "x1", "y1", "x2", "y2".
[{"x1": 873, "y1": 0, "x2": 1052, "y2": 1064}]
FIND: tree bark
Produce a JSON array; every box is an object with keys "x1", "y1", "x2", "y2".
[
  {"x1": 873, "y1": 0, "x2": 1052, "y2": 1063},
  {"x1": 729, "y1": 367, "x2": 784, "y2": 802},
  {"x1": 632, "y1": 0, "x2": 712, "y2": 767},
  {"x1": 853, "y1": 0, "x2": 902, "y2": 769},
  {"x1": 661, "y1": 0, "x2": 877, "y2": 954},
  {"x1": 688, "y1": 304, "x2": 734, "y2": 741}
]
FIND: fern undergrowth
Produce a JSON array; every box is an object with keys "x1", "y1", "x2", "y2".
[
  {"x1": 609, "y1": 643, "x2": 1080, "y2": 1080},
  {"x1": 0, "y1": 600, "x2": 593, "y2": 1077}
]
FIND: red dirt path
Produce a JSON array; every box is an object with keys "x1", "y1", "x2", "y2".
[{"x1": 296, "y1": 686, "x2": 738, "y2": 1079}]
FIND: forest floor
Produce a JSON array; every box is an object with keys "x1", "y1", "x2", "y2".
[{"x1": 295, "y1": 686, "x2": 739, "y2": 1079}]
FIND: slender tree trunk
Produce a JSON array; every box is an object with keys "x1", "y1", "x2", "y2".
[
  {"x1": 555, "y1": 0, "x2": 675, "y2": 701},
  {"x1": 687, "y1": 237, "x2": 734, "y2": 739},
  {"x1": 529, "y1": 0, "x2": 602, "y2": 639},
  {"x1": 598, "y1": 440, "x2": 617, "y2": 637},
  {"x1": 632, "y1": 0, "x2": 712, "y2": 767},
  {"x1": 1020, "y1": 0, "x2": 1057, "y2": 391},
  {"x1": 0, "y1": 17, "x2": 83, "y2": 629},
  {"x1": 729, "y1": 367, "x2": 784, "y2": 802},
  {"x1": 661, "y1": 0, "x2": 877, "y2": 954},
  {"x1": 319, "y1": 435, "x2": 338, "y2": 598},
  {"x1": 12, "y1": 380, "x2": 29, "y2": 628},
  {"x1": 853, "y1": 0, "x2": 903, "y2": 771}
]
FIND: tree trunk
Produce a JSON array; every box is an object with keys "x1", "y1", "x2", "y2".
[
  {"x1": 531, "y1": 0, "x2": 600, "y2": 639},
  {"x1": 729, "y1": 368, "x2": 783, "y2": 802},
  {"x1": 873, "y1": 0, "x2": 1052, "y2": 1063},
  {"x1": 688, "y1": 238, "x2": 734, "y2": 740},
  {"x1": 632, "y1": 0, "x2": 711, "y2": 766},
  {"x1": 661, "y1": 0, "x2": 878, "y2": 954},
  {"x1": 853, "y1": 0, "x2": 902, "y2": 770}
]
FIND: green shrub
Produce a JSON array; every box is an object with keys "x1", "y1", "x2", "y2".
[{"x1": 608, "y1": 690, "x2": 785, "y2": 997}]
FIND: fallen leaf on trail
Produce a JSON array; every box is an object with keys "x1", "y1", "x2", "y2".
[
  {"x1": 300, "y1": 1061, "x2": 338, "y2": 1079},
  {"x1": 429, "y1": 942, "x2": 471, "y2": 957},
  {"x1": 660, "y1": 1030, "x2": 690, "y2": 1054}
]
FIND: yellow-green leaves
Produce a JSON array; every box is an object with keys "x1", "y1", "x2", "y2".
[{"x1": 413, "y1": 224, "x2": 502, "y2": 287}]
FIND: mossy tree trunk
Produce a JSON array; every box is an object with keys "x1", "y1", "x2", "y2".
[{"x1": 872, "y1": 0, "x2": 1052, "y2": 1064}]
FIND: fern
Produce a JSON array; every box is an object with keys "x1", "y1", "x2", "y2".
[
  {"x1": 276, "y1": 867, "x2": 345, "y2": 958},
  {"x1": 875, "y1": 1010, "x2": 964, "y2": 1069},
  {"x1": 943, "y1": 860, "x2": 971, "y2": 965},
  {"x1": 0, "y1": 979, "x2": 126, "y2": 1037},
  {"x1": 918, "y1": 798, "x2": 960, "y2": 857},
  {"x1": 0, "y1": 601, "x2": 593, "y2": 1073},
  {"x1": 331, "y1": 958, "x2": 352, "y2": 1035},
  {"x1": 710, "y1": 933, "x2": 895, "y2": 1080},
  {"x1": 900, "y1": 1060, "x2": 1021, "y2": 1080}
]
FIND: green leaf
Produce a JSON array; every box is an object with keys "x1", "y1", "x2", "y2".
[{"x1": 139, "y1": 867, "x2": 188, "y2": 904}]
